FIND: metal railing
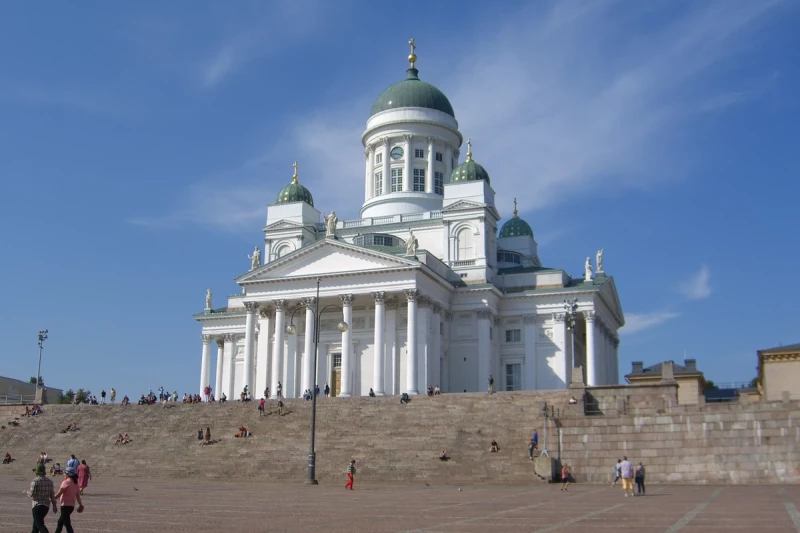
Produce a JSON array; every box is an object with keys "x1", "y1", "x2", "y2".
[{"x1": 0, "y1": 394, "x2": 38, "y2": 404}]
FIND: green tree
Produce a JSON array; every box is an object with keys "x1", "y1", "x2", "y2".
[
  {"x1": 749, "y1": 377, "x2": 759, "y2": 388},
  {"x1": 703, "y1": 380, "x2": 719, "y2": 392},
  {"x1": 59, "y1": 389, "x2": 91, "y2": 404},
  {"x1": 29, "y1": 376, "x2": 44, "y2": 386}
]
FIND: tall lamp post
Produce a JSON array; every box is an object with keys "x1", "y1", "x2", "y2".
[
  {"x1": 36, "y1": 329, "x2": 48, "y2": 391},
  {"x1": 563, "y1": 298, "x2": 578, "y2": 381},
  {"x1": 285, "y1": 279, "x2": 348, "y2": 484}
]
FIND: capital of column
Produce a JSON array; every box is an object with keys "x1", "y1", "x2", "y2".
[
  {"x1": 611, "y1": 334, "x2": 620, "y2": 348},
  {"x1": 340, "y1": 294, "x2": 355, "y2": 306},
  {"x1": 583, "y1": 310, "x2": 596, "y2": 322},
  {"x1": 216, "y1": 338, "x2": 225, "y2": 349},
  {"x1": 403, "y1": 289, "x2": 419, "y2": 302},
  {"x1": 272, "y1": 299, "x2": 287, "y2": 311},
  {"x1": 381, "y1": 137, "x2": 390, "y2": 146},
  {"x1": 403, "y1": 134, "x2": 413, "y2": 142},
  {"x1": 523, "y1": 314, "x2": 537, "y2": 325},
  {"x1": 371, "y1": 291, "x2": 386, "y2": 304},
  {"x1": 202, "y1": 334, "x2": 212, "y2": 345},
  {"x1": 553, "y1": 313, "x2": 566, "y2": 323},
  {"x1": 301, "y1": 296, "x2": 317, "y2": 307},
  {"x1": 244, "y1": 301, "x2": 260, "y2": 313},
  {"x1": 476, "y1": 309, "x2": 492, "y2": 320},
  {"x1": 224, "y1": 333, "x2": 235, "y2": 343},
  {"x1": 427, "y1": 136, "x2": 435, "y2": 145},
  {"x1": 259, "y1": 307, "x2": 273, "y2": 319}
]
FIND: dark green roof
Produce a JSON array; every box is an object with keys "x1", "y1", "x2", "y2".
[
  {"x1": 499, "y1": 216, "x2": 533, "y2": 238},
  {"x1": 450, "y1": 158, "x2": 490, "y2": 184},
  {"x1": 275, "y1": 176, "x2": 314, "y2": 206},
  {"x1": 370, "y1": 68, "x2": 455, "y2": 118}
]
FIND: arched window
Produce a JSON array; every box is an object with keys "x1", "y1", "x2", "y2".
[
  {"x1": 275, "y1": 245, "x2": 291, "y2": 258},
  {"x1": 456, "y1": 228, "x2": 473, "y2": 260}
]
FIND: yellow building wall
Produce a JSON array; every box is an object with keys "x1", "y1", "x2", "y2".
[
  {"x1": 764, "y1": 360, "x2": 800, "y2": 402},
  {"x1": 676, "y1": 377, "x2": 701, "y2": 405}
]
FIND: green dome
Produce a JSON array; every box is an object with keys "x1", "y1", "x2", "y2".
[
  {"x1": 370, "y1": 68, "x2": 455, "y2": 118},
  {"x1": 450, "y1": 140, "x2": 490, "y2": 184},
  {"x1": 499, "y1": 202, "x2": 533, "y2": 238},
  {"x1": 275, "y1": 166, "x2": 314, "y2": 206}
]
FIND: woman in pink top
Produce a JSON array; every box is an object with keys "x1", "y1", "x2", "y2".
[
  {"x1": 53, "y1": 468, "x2": 84, "y2": 533},
  {"x1": 77, "y1": 460, "x2": 91, "y2": 494}
]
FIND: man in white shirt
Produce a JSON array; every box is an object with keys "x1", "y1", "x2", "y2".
[{"x1": 619, "y1": 456, "x2": 634, "y2": 497}]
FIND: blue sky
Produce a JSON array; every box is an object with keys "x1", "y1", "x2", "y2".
[{"x1": 2, "y1": 0, "x2": 799, "y2": 397}]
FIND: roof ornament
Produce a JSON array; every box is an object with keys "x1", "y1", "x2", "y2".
[
  {"x1": 408, "y1": 38, "x2": 417, "y2": 68},
  {"x1": 466, "y1": 138, "x2": 473, "y2": 162},
  {"x1": 513, "y1": 197, "x2": 519, "y2": 218},
  {"x1": 292, "y1": 161, "x2": 299, "y2": 183}
]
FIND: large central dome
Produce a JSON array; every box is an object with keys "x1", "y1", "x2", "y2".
[{"x1": 370, "y1": 67, "x2": 455, "y2": 118}]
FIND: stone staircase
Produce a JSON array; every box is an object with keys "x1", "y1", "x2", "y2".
[{"x1": 0, "y1": 391, "x2": 570, "y2": 484}]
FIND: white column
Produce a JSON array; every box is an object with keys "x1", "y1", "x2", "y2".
[
  {"x1": 585, "y1": 311, "x2": 597, "y2": 386},
  {"x1": 224, "y1": 334, "x2": 235, "y2": 399},
  {"x1": 200, "y1": 334, "x2": 212, "y2": 397},
  {"x1": 611, "y1": 334, "x2": 620, "y2": 384},
  {"x1": 285, "y1": 331, "x2": 297, "y2": 398},
  {"x1": 426, "y1": 137, "x2": 435, "y2": 193},
  {"x1": 417, "y1": 298, "x2": 431, "y2": 394},
  {"x1": 382, "y1": 137, "x2": 390, "y2": 193},
  {"x1": 523, "y1": 315, "x2": 537, "y2": 390},
  {"x1": 271, "y1": 300, "x2": 286, "y2": 399},
  {"x1": 386, "y1": 298, "x2": 398, "y2": 395},
  {"x1": 477, "y1": 310, "x2": 492, "y2": 392},
  {"x1": 243, "y1": 302, "x2": 258, "y2": 395},
  {"x1": 340, "y1": 294, "x2": 355, "y2": 396},
  {"x1": 302, "y1": 297, "x2": 316, "y2": 394},
  {"x1": 431, "y1": 305, "x2": 441, "y2": 389},
  {"x1": 553, "y1": 315, "x2": 569, "y2": 387},
  {"x1": 442, "y1": 312, "x2": 451, "y2": 392},
  {"x1": 372, "y1": 292, "x2": 386, "y2": 395},
  {"x1": 405, "y1": 289, "x2": 419, "y2": 394},
  {"x1": 364, "y1": 149, "x2": 371, "y2": 202},
  {"x1": 445, "y1": 144, "x2": 454, "y2": 179},
  {"x1": 256, "y1": 308, "x2": 271, "y2": 398},
  {"x1": 403, "y1": 134, "x2": 412, "y2": 191},
  {"x1": 214, "y1": 338, "x2": 224, "y2": 399}
]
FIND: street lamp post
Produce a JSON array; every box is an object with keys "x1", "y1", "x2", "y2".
[
  {"x1": 541, "y1": 401, "x2": 549, "y2": 457},
  {"x1": 563, "y1": 298, "x2": 578, "y2": 382},
  {"x1": 36, "y1": 329, "x2": 48, "y2": 391},
  {"x1": 285, "y1": 279, "x2": 348, "y2": 484}
]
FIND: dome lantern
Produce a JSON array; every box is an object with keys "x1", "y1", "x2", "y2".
[{"x1": 275, "y1": 161, "x2": 314, "y2": 207}]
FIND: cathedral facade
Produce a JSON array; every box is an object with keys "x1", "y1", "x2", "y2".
[{"x1": 195, "y1": 42, "x2": 625, "y2": 400}]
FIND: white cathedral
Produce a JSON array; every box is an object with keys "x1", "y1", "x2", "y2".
[{"x1": 195, "y1": 41, "x2": 625, "y2": 400}]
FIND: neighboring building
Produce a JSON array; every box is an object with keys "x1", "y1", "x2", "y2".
[
  {"x1": 625, "y1": 359, "x2": 705, "y2": 405},
  {"x1": 195, "y1": 41, "x2": 625, "y2": 399},
  {"x1": 0, "y1": 376, "x2": 62, "y2": 404},
  {"x1": 758, "y1": 343, "x2": 800, "y2": 401}
]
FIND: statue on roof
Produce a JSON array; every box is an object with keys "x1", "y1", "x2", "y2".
[
  {"x1": 596, "y1": 249, "x2": 604, "y2": 273},
  {"x1": 325, "y1": 210, "x2": 338, "y2": 237},
  {"x1": 205, "y1": 289, "x2": 212, "y2": 310},
  {"x1": 405, "y1": 230, "x2": 419, "y2": 256},
  {"x1": 584, "y1": 256, "x2": 593, "y2": 282},
  {"x1": 248, "y1": 247, "x2": 261, "y2": 271}
]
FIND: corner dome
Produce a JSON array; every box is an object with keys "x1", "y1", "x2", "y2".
[
  {"x1": 275, "y1": 163, "x2": 314, "y2": 207},
  {"x1": 370, "y1": 67, "x2": 455, "y2": 118},
  {"x1": 499, "y1": 200, "x2": 533, "y2": 238},
  {"x1": 450, "y1": 139, "x2": 490, "y2": 184}
]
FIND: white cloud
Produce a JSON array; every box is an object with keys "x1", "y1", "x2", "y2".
[
  {"x1": 621, "y1": 311, "x2": 680, "y2": 335},
  {"x1": 678, "y1": 265, "x2": 712, "y2": 300}
]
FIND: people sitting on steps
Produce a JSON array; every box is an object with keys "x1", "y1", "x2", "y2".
[
  {"x1": 439, "y1": 450, "x2": 449, "y2": 461},
  {"x1": 489, "y1": 440, "x2": 499, "y2": 453},
  {"x1": 235, "y1": 426, "x2": 250, "y2": 438},
  {"x1": 219, "y1": 392, "x2": 227, "y2": 403},
  {"x1": 50, "y1": 463, "x2": 63, "y2": 475},
  {"x1": 2, "y1": 452, "x2": 11, "y2": 464},
  {"x1": 369, "y1": 388, "x2": 376, "y2": 397},
  {"x1": 427, "y1": 385, "x2": 434, "y2": 396},
  {"x1": 434, "y1": 384, "x2": 441, "y2": 395},
  {"x1": 400, "y1": 393, "x2": 410, "y2": 404}
]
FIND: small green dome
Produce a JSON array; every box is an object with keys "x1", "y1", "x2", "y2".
[
  {"x1": 499, "y1": 201, "x2": 533, "y2": 238},
  {"x1": 450, "y1": 139, "x2": 490, "y2": 184},
  {"x1": 370, "y1": 68, "x2": 455, "y2": 118},
  {"x1": 275, "y1": 164, "x2": 314, "y2": 206}
]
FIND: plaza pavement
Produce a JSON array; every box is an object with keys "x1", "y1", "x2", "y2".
[{"x1": 1, "y1": 476, "x2": 799, "y2": 532}]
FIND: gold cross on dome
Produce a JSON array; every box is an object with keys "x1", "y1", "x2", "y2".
[
  {"x1": 466, "y1": 138, "x2": 473, "y2": 161},
  {"x1": 513, "y1": 197, "x2": 518, "y2": 217},
  {"x1": 408, "y1": 38, "x2": 417, "y2": 67},
  {"x1": 292, "y1": 161, "x2": 298, "y2": 181}
]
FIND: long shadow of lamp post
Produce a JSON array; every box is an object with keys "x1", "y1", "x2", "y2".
[{"x1": 285, "y1": 278, "x2": 348, "y2": 485}]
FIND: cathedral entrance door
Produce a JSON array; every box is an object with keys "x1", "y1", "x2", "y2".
[{"x1": 331, "y1": 352, "x2": 342, "y2": 397}]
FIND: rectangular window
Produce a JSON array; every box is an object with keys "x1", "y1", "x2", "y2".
[
  {"x1": 415, "y1": 148, "x2": 425, "y2": 158},
  {"x1": 413, "y1": 168, "x2": 425, "y2": 192},
  {"x1": 375, "y1": 235, "x2": 392, "y2": 246},
  {"x1": 505, "y1": 329, "x2": 521, "y2": 343},
  {"x1": 434, "y1": 171, "x2": 444, "y2": 195},
  {"x1": 374, "y1": 171, "x2": 383, "y2": 196},
  {"x1": 506, "y1": 363, "x2": 522, "y2": 391},
  {"x1": 333, "y1": 353, "x2": 342, "y2": 369},
  {"x1": 391, "y1": 168, "x2": 403, "y2": 192},
  {"x1": 376, "y1": 153, "x2": 383, "y2": 164},
  {"x1": 436, "y1": 152, "x2": 443, "y2": 162}
]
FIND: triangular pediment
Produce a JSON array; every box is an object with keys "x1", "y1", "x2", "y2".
[
  {"x1": 442, "y1": 199, "x2": 486, "y2": 212},
  {"x1": 264, "y1": 220, "x2": 305, "y2": 231},
  {"x1": 237, "y1": 239, "x2": 419, "y2": 283},
  {"x1": 599, "y1": 276, "x2": 625, "y2": 326}
]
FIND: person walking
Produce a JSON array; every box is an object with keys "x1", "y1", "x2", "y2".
[
  {"x1": 77, "y1": 460, "x2": 91, "y2": 495},
  {"x1": 620, "y1": 456, "x2": 634, "y2": 497},
  {"x1": 109, "y1": 388, "x2": 116, "y2": 404},
  {"x1": 100, "y1": 390, "x2": 106, "y2": 405},
  {"x1": 611, "y1": 459, "x2": 621, "y2": 487},
  {"x1": 25, "y1": 463, "x2": 57, "y2": 533},
  {"x1": 488, "y1": 374, "x2": 494, "y2": 394},
  {"x1": 345, "y1": 459, "x2": 356, "y2": 490},
  {"x1": 66, "y1": 455, "x2": 79, "y2": 471},
  {"x1": 635, "y1": 462, "x2": 646, "y2": 496},
  {"x1": 54, "y1": 468, "x2": 84, "y2": 533},
  {"x1": 560, "y1": 463, "x2": 570, "y2": 491},
  {"x1": 529, "y1": 429, "x2": 539, "y2": 459},
  {"x1": 204, "y1": 427, "x2": 211, "y2": 444},
  {"x1": 258, "y1": 398, "x2": 265, "y2": 417},
  {"x1": 276, "y1": 382, "x2": 282, "y2": 399}
]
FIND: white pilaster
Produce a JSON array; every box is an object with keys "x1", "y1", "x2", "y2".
[
  {"x1": 426, "y1": 137, "x2": 435, "y2": 193},
  {"x1": 302, "y1": 297, "x2": 316, "y2": 394},
  {"x1": 243, "y1": 302, "x2": 258, "y2": 395},
  {"x1": 224, "y1": 334, "x2": 235, "y2": 399},
  {"x1": 285, "y1": 329, "x2": 297, "y2": 398},
  {"x1": 382, "y1": 137, "x2": 390, "y2": 193},
  {"x1": 553, "y1": 315, "x2": 569, "y2": 387},
  {"x1": 442, "y1": 312, "x2": 451, "y2": 392},
  {"x1": 256, "y1": 308, "x2": 271, "y2": 398},
  {"x1": 386, "y1": 298, "x2": 398, "y2": 395},
  {"x1": 431, "y1": 305, "x2": 441, "y2": 389},
  {"x1": 372, "y1": 292, "x2": 386, "y2": 395},
  {"x1": 611, "y1": 334, "x2": 620, "y2": 384},
  {"x1": 477, "y1": 310, "x2": 492, "y2": 391},
  {"x1": 523, "y1": 315, "x2": 538, "y2": 390},
  {"x1": 445, "y1": 143, "x2": 454, "y2": 179},
  {"x1": 417, "y1": 298, "x2": 431, "y2": 394},
  {"x1": 585, "y1": 311, "x2": 597, "y2": 386},
  {"x1": 200, "y1": 334, "x2": 212, "y2": 397},
  {"x1": 403, "y1": 134, "x2": 412, "y2": 191},
  {"x1": 214, "y1": 338, "x2": 224, "y2": 399},
  {"x1": 271, "y1": 300, "x2": 286, "y2": 399},
  {"x1": 405, "y1": 289, "x2": 419, "y2": 394},
  {"x1": 364, "y1": 149, "x2": 371, "y2": 202},
  {"x1": 339, "y1": 294, "x2": 355, "y2": 397}
]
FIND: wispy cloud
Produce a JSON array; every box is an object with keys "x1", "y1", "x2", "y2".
[
  {"x1": 622, "y1": 311, "x2": 680, "y2": 335},
  {"x1": 678, "y1": 265, "x2": 712, "y2": 300}
]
